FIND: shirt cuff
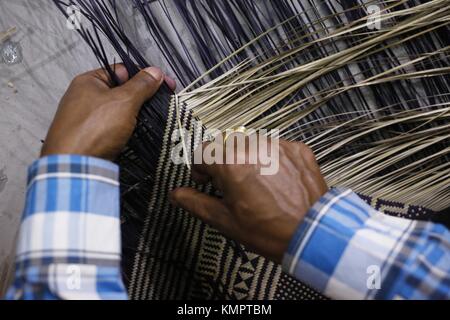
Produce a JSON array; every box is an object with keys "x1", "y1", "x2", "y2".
[
  {"x1": 282, "y1": 188, "x2": 417, "y2": 299},
  {"x1": 11, "y1": 155, "x2": 126, "y2": 300}
]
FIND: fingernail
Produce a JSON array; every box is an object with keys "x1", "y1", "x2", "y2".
[
  {"x1": 144, "y1": 67, "x2": 163, "y2": 82},
  {"x1": 165, "y1": 75, "x2": 177, "y2": 91}
]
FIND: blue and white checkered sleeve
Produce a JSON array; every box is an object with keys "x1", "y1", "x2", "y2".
[
  {"x1": 283, "y1": 188, "x2": 450, "y2": 300},
  {"x1": 6, "y1": 155, "x2": 127, "y2": 300}
]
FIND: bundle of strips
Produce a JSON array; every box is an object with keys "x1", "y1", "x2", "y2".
[{"x1": 54, "y1": 0, "x2": 450, "y2": 300}]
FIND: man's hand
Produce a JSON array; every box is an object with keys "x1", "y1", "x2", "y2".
[
  {"x1": 41, "y1": 64, "x2": 176, "y2": 161},
  {"x1": 171, "y1": 138, "x2": 329, "y2": 264}
]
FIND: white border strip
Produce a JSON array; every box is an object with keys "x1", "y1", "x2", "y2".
[{"x1": 28, "y1": 173, "x2": 119, "y2": 190}]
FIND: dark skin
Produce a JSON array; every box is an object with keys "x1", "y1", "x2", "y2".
[
  {"x1": 172, "y1": 138, "x2": 329, "y2": 263},
  {"x1": 42, "y1": 65, "x2": 176, "y2": 160},
  {"x1": 42, "y1": 65, "x2": 329, "y2": 265}
]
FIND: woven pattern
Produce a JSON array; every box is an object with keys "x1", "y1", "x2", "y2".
[{"x1": 121, "y1": 101, "x2": 444, "y2": 300}]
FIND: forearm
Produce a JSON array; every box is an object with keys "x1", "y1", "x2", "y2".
[
  {"x1": 283, "y1": 188, "x2": 450, "y2": 300},
  {"x1": 6, "y1": 155, "x2": 127, "y2": 300}
]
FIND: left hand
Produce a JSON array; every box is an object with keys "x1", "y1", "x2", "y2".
[{"x1": 41, "y1": 64, "x2": 176, "y2": 161}]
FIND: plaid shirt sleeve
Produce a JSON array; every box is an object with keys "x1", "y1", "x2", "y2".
[
  {"x1": 6, "y1": 155, "x2": 127, "y2": 300},
  {"x1": 283, "y1": 188, "x2": 450, "y2": 300}
]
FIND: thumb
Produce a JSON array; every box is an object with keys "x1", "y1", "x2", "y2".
[
  {"x1": 117, "y1": 67, "x2": 164, "y2": 110},
  {"x1": 171, "y1": 188, "x2": 230, "y2": 230}
]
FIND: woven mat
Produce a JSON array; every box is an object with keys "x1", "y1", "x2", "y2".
[{"x1": 120, "y1": 100, "x2": 448, "y2": 300}]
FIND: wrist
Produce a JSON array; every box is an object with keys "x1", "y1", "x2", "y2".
[
  {"x1": 41, "y1": 141, "x2": 89, "y2": 159},
  {"x1": 281, "y1": 188, "x2": 379, "y2": 299},
  {"x1": 40, "y1": 143, "x2": 116, "y2": 161}
]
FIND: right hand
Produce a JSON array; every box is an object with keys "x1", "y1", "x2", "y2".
[{"x1": 170, "y1": 137, "x2": 329, "y2": 264}]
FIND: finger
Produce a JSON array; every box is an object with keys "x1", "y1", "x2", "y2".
[
  {"x1": 116, "y1": 67, "x2": 165, "y2": 111},
  {"x1": 165, "y1": 75, "x2": 177, "y2": 92},
  {"x1": 289, "y1": 141, "x2": 328, "y2": 193},
  {"x1": 84, "y1": 64, "x2": 130, "y2": 87},
  {"x1": 297, "y1": 142, "x2": 322, "y2": 174},
  {"x1": 191, "y1": 169, "x2": 211, "y2": 185},
  {"x1": 111, "y1": 64, "x2": 130, "y2": 84},
  {"x1": 171, "y1": 188, "x2": 230, "y2": 230},
  {"x1": 191, "y1": 141, "x2": 214, "y2": 184},
  {"x1": 286, "y1": 141, "x2": 309, "y2": 166}
]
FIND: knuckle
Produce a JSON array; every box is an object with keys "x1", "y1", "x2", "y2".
[
  {"x1": 233, "y1": 199, "x2": 250, "y2": 214},
  {"x1": 297, "y1": 141, "x2": 308, "y2": 151},
  {"x1": 297, "y1": 142, "x2": 316, "y2": 161},
  {"x1": 304, "y1": 146, "x2": 317, "y2": 163},
  {"x1": 71, "y1": 74, "x2": 87, "y2": 85}
]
